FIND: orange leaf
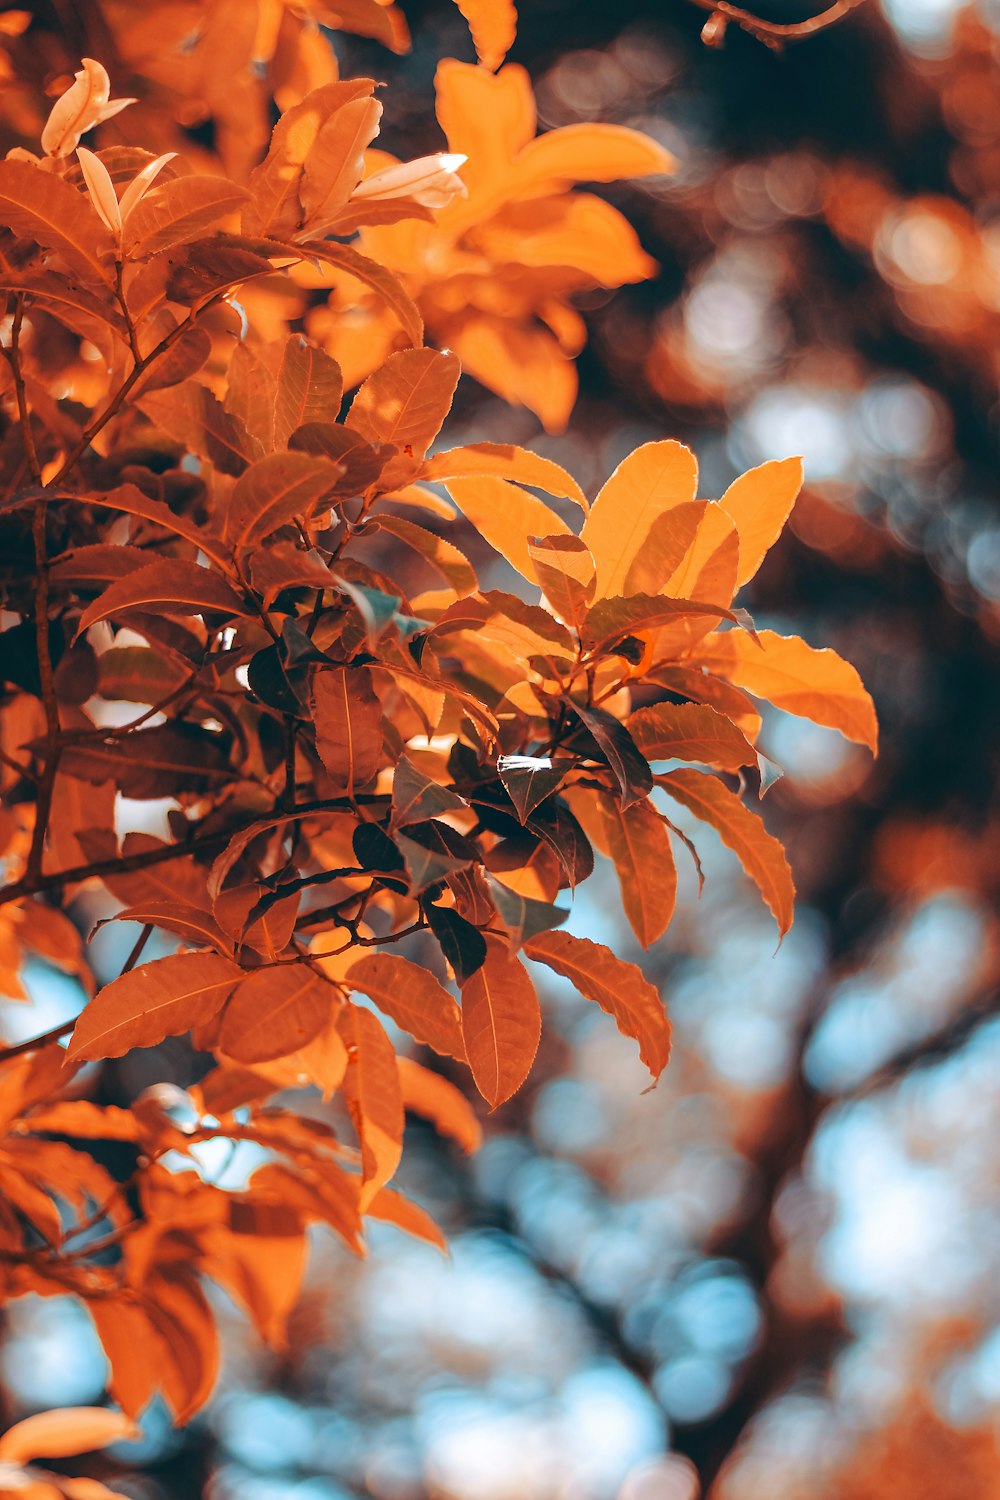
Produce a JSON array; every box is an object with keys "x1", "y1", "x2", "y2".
[
  {"x1": 719, "y1": 456, "x2": 804, "y2": 589},
  {"x1": 460, "y1": 935, "x2": 541, "y2": 1108},
  {"x1": 137, "y1": 382, "x2": 258, "y2": 477},
  {"x1": 223, "y1": 451, "x2": 341, "y2": 551},
  {"x1": 444, "y1": 475, "x2": 570, "y2": 582},
  {"x1": 67, "y1": 952, "x2": 243, "y2": 1061},
  {"x1": 628, "y1": 702, "x2": 758, "y2": 772},
  {"x1": 86, "y1": 482, "x2": 233, "y2": 569},
  {"x1": 346, "y1": 347, "x2": 461, "y2": 489},
  {"x1": 0, "y1": 158, "x2": 114, "y2": 285},
  {"x1": 369, "y1": 513, "x2": 477, "y2": 596},
  {"x1": 528, "y1": 534, "x2": 596, "y2": 629},
  {"x1": 311, "y1": 664, "x2": 383, "y2": 793},
  {"x1": 273, "y1": 335, "x2": 344, "y2": 449},
  {"x1": 623, "y1": 500, "x2": 705, "y2": 596},
  {"x1": 219, "y1": 966, "x2": 333, "y2": 1063},
  {"x1": 660, "y1": 767, "x2": 795, "y2": 934},
  {"x1": 88, "y1": 1298, "x2": 159, "y2": 1420},
  {"x1": 338, "y1": 1002, "x2": 404, "y2": 1209},
  {"x1": 0, "y1": 1407, "x2": 140, "y2": 1464},
  {"x1": 297, "y1": 239, "x2": 424, "y2": 347},
  {"x1": 452, "y1": 0, "x2": 517, "y2": 70},
  {"x1": 367, "y1": 1185, "x2": 447, "y2": 1251},
  {"x1": 396, "y1": 1055, "x2": 482, "y2": 1152},
  {"x1": 511, "y1": 122, "x2": 676, "y2": 194},
  {"x1": 122, "y1": 174, "x2": 247, "y2": 257},
  {"x1": 143, "y1": 1271, "x2": 220, "y2": 1423},
  {"x1": 598, "y1": 793, "x2": 677, "y2": 949},
  {"x1": 346, "y1": 953, "x2": 466, "y2": 1061},
  {"x1": 699, "y1": 629, "x2": 878, "y2": 752},
  {"x1": 76, "y1": 558, "x2": 250, "y2": 634},
  {"x1": 525, "y1": 930, "x2": 671, "y2": 1080},
  {"x1": 582, "y1": 440, "x2": 698, "y2": 600},
  {"x1": 424, "y1": 442, "x2": 587, "y2": 512}
]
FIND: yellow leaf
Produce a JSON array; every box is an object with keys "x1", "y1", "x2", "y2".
[
  {"x1": 444, "y1": 475, "x2": 570, "y2": 582},
  {"x1": 511, "y1": 122, "x2": 675, "y2": 194},
  {"x1": 699, "y1": 629, "x2": 878, "y2": 752},
  {"x1": 719, "y1": 456, "x2": 804, "y2": 589},
  {"x1": 582, "y1": 440, "x2": 698, "y2": 600},
  {"x1": 452, "y1": 0, "x2": 517, "y2": 71},
  {"x1": 0, "y1": 1408, "x2": 140, "y2": 1464}
]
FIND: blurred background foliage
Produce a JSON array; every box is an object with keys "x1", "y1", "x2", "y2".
[{"x1": 4, "y1": 0, "x2": 1000, "y2": 1495}]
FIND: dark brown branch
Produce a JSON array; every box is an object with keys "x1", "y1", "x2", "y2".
[{"x1": 25, "y1": 491, "x2": 60, "y2": 883}]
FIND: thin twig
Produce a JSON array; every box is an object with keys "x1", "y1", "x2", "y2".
[
  {"x1": 687, "y1": 0, "x2": 868, "y2": 50},
  {"x1": 25, "y1": 491, "x2": 60, "y2": 882},
  {"x1": 3, "y1": 297, "x2": 41, "y2": 483}
]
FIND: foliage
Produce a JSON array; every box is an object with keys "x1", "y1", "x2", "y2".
[{"x1": 0, "y1": 0, "x2": 876, "y2": 1461}]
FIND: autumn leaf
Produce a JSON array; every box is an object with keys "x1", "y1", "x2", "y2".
[
  {"x1": 525, "y1": 930, "x2": 671, "y2": 1080},
  {"x1": 273, "y1": 336, "x2": 344, "y2": 448},
  {"x1": 76, "y1": 558, "x2": 250, "y2": 633},
  {"x1": 219, "y1": 965, "x2": 333, "y2": 1063},
  {"x1": 699, "y1": 629, "x2": 879, "y2": 752},
  {"x1": 0, "y1": 157, "x2": 115, "y2": 284},
  {"x1": 452, "y1": 0, "x2": 517, "y2": 70},
  {"x1": 0, "y1": 1406, "x2": 140, "y2": 1464},
  {"x1": 346, "y1": 952, "x2": 466, "y2": 1060},
  {"x1": 628, "y1": 702, "x2": 758, "y2": 772},
  {"x1": 444, "y1": 475, "x2": 571, "y2": 582},
  {"x1": 338, "y1": 1002, "x2": 404, "y2": 1209},
  {"x1": 346, "y1": 347, "x2": 461, "y2": 488},
  {"x1": 461, "y1": 935, "x2": 541, "y2": 1108},
  {"x1": 311, "y1": 665, "x2": 384, "y2": 793},
  {"x1": 582, "y1": 440, "x2": 698, "y2": 599},
  {"x1": 68, "y1": 952, "x2": 244, "y2": 1061},
  {"x1": 660, "y1": 767, "x2": 796, "y2": 934},
  {"x1": 397, "y1": 1055, "x2": 482, "y2": 1152},
  {"x1": 223, "y1": 450, "x2": 342, "y2": 550},
  {"x1": 598, "y1": 793, "x2": 677, "y2": 948},
  {"x1": 719, "y1": 457, "x2": 804, "y2": 589}
]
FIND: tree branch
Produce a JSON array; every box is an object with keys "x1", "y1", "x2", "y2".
[{"x1": 687, "y1": 0, "x2": 868, "y2": 50}]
